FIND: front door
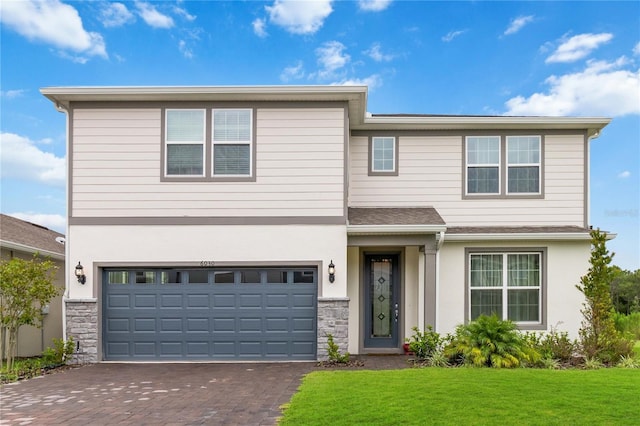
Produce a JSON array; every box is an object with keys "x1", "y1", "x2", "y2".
[{"x1": 364, "y1": 254, "x2": 400, "y2": 348}]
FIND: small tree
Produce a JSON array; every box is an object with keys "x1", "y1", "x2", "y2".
[
  {"x1": 0, "y1": 255, "x2": 61, "y2": 370},
  {"x1": 576, "y1": 229, "x2": 633, "y2": 363}
]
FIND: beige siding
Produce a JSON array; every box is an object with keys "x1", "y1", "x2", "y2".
[
  {"x1": 72, "y1": 108, "x2": 345, "y2": 218},
  {"x1": 348, "y1": 134, "x2": 585, "y2": 226}
]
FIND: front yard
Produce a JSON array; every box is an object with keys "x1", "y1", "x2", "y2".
[{"x1": 279, "y1": 368, "x2": 640, "y2": 425}]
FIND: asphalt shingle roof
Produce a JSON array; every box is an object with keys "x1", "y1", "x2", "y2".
[
  {"x1": 0, "y1": 214, "x2": 65, "y2": 256},
  {"x1": 348, "y1": 207, "x2": 446, "y2": 226}
]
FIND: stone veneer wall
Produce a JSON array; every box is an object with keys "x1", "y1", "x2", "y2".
[
  {"x1": 317, "y1": 298, "x2": 349, "y2": 360},
  {"x1": 65, "y1": 300, "x2": 98, "y2": 364}
]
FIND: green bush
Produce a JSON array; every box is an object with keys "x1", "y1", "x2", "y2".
[
  {"x1": 613, "y1": 312, "x2": 640, "y2": 340},
  {"x1": 406, "y1": 326, "x2": 443, "y2": 360},
  {"x1": 42, "y1": 337, "x2": 74, "y2": 367},
  {"x1": 326, "y1": 333, "x2": 349, "y2": 363},
  {"x1": 444, "y1": 314, "x2": 540, "y2": 368}
]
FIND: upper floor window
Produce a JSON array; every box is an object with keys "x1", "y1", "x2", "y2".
[
  {"x1": 213, "y1": 109, "x2": 252, "y2": 176},
  {"x1": 165, "y1": 109, "x2": 205, "y2": 176},
  {"x1": 163, "y1": 108, "x2": 254, "y2": 181},
  {"x1": 507, "y1": 136, "x2": 540, "y2": 194},
  {"x1": 466, "y1": 136, "x2": 500, "y2": 194},
  {"x1": 369, "y1": 136, "x2": 398, "y2": 176},
  {"x1": 465, "y1": 135, "x2": 542, "y2": 197}
]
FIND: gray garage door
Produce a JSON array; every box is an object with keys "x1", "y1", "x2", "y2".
[{"x1": 102, "y1": 267, "x2": 317, "y2": 361}]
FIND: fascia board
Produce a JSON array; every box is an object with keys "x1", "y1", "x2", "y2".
[
  {"x1": 444, "y1": 232, "x2": 616, "y2": 242},
  {"x1": 0, "y1": 240, "x2": 65, "y2": 260},
  {"x1": 347, "y1": 225, "x2": 448, "y2": 235}
]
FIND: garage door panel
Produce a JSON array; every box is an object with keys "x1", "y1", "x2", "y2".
[
  {"x1": 159, "y1": 342, "x2": 182, "y2": 356},
  {"x1": 134, "y1": 294, "x2": 157, "y2": 308},
  {"x1": 213, "y1": 294, "x2": 236, "y2": 308},
  {"x1": 292, "y1": 293, "x2": 315, "y2": 307},
  {"x1": 212, "y1": 318, "x2": 236, "y2": 332},
  {"x1": 186, "y1": 318, "x2": 209, "y2": 332},
  {"x1": 265, "y1": 317, "x2": 288, "y2": 331},
  {"x1": 186, "y1": 294, "x2": 210, "y2": 308},
  {"x1": 134, "y1": 318, "x2": 156, "y2": 332},
  {"x1": 107, "y1": 294, "x2": 130, "y2": 309},
  {"x1": 160, "y1": 294, "x2": 183, "y2": 308},
  {"x1": 292, "y1": 318, "x2": 315, "y2": 331},
  {"x1": 265, "y1": 294, "x2": 289, "y2": 307},
  {"x1": 160, "y1": 318, "x2": 183, "y2": 332},
  {"x1": 107, "y1": 318, "x2": 130, "y2": 333},
  {"x1": 103, "y1": 266, "x2": 317, "y2": 360}
]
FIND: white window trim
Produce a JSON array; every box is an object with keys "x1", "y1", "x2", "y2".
[
  {"x1": 468, "y1": 251, "x2": 542, "y2": 325},
  {"x1": 465, "y1": 135, "x2": 501, "y2": 195},
  {"x1": 506, "y1": 135, "x2": 541, "y2": 195},
  {"x1": 212, "y1": 108, "x2": 253, "y2": 178},
  {"x1": 164, "y1": 108, "x2": 206, "y2": 178},
  {"x1": 371, "y1": 136, "x2": 396, "y2": 173}
]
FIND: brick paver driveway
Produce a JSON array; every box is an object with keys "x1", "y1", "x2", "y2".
[{"x1": 0, "y1": 362, "x2": 316, "y2": 425}]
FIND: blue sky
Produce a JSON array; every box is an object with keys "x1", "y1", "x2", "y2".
[{"x1": 1, "y1": 0, "x2": 638, "y2": 269}]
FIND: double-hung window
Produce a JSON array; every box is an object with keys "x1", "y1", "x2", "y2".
[
  {"x1": 370, "y1": 136, "x2": 397, "y2": 175},
  {"x1": 465, "y1": 135, "x2": 542, "y2": 196},
  {"x1": 468, "y1": 251, "x2": 542, "y2": 324},
  {"x1": 466, "y1": 136, "x2": 500, "y2": 194},
  {"x1": 507, "y1": 136, "x2": 540, "y2": 194},
  {"x1": 165, "y1": 109, "x2": 205, "y2": 176},
  {"x1": 212, "y1": 109, "x2": 252, "y2": 177}
]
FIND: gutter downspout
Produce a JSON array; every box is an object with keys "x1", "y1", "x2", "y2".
[
  {"x1": 53, "y1": 101, "x2": 70, "y2": 342},
  {"x1": 435, "y1": 231, "x2": 445, "y2": 333}
]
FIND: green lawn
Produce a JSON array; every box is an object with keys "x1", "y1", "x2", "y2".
[{"x1": 279, "y1": 368, "x2": 640, "y2": 425}]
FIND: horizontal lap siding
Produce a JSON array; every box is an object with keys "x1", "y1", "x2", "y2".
[
  {"x1": 348, "y1": 134, "x2": 585, "y2": 226},
  {"x1": 72, "y1": 108, "x2": 345, "y2": 218}
]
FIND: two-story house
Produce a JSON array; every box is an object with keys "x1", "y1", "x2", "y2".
[{"x1": 42, "y1": 85, "x2": 609, "y2": 362}]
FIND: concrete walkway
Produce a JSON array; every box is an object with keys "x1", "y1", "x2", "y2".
[{"x1": 0, "y1": 356, "x2": 411, "y2": 425}]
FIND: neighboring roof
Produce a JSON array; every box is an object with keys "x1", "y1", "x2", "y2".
[
  {"x1": 40, "y1": 85, "x2": 610, "y2": 138},
  {"x1": 0, "y1": 214, "x2": 65, "y2": 259}
]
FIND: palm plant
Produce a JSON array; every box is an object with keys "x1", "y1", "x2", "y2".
[{"x1": 445, "y1": 314, "x2": 540, "y2": 368}]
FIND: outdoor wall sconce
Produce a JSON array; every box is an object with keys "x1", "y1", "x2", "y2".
[
  {"x1": 328, "y1": 260, "x2": 335, "y2": 283},
  {"x1": 75, "y1": 262, "x2": 86, "y2": 284}
]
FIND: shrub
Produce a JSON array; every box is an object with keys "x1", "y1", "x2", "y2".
[
  {"x1": 444, "y1": 314, "x2": 540, "y2": 368},
  {"x1": 326, "y1": 333, "x2": 349, "y2": 363},
  {"x1": 406, "y1": 326, "x2": 443, "y2": 360},
  {"x1": 42, "y1": 337, "x2": 75, "y2": 367}
]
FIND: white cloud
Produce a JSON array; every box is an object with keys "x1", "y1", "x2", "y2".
[
  {"x1": 333, "y1": 74, "x2": 383, "y2": 90},
  {"x1": 265, "y1": 0, "x2": 332, "y2": 35},
  {"x1": 634, "y1": 42, "x2": 640, "y2": 56},
  {"x1": 8, "y1": 212, "x2": 66, "y2": 234},
  {"x1": 365, "y1": 43, "x2": 394, "y2": 62},
  {"x1": 0, "y1": 132, "x2": 65, "y2": 187},
  {"x1": 173, "y1": 5, "x2": 196, "y2": 21},
  {"x1": 100, "y1": 2, "x2": 134, "y2": 28},
  {"x1": 0, "y1": 89, "x2": 26, "y2": 99},
  {"x1": 253, "y1": 18, "x2": 268, "y2": 38},
  {"x1": 442, "y1": 30, "x2": 467, "y2": 42},
  {"x1": 546, "y1": 33, "x2": 613, "y2": 63},
  {"x1": 504, "y1": 15, "x2": 534, "y2": 36},
  {"x1": 358, "y1": 0, "x2": 392, "y2": 12},
  {"x1": 280, "y1": 61, "x2": 305, "y2": 82},
  {"x1": 0, "y1": 0, "x2": 107, "y2": 59},
  {"x1": 178, "y1": 40, "x2": 193, "y2": 59},
  {"x1": 618, "y1": 171, "x2": 631, "y2": 179},
  {"x1": 315, "y1": 41, "x2": 350, "y2": 79},
  {"x1": 135, "y1": 1, "x2": 174, "y2": 29},
  {"x1": 505, "y1": 57, "x2": 640, "y2": 116}
]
